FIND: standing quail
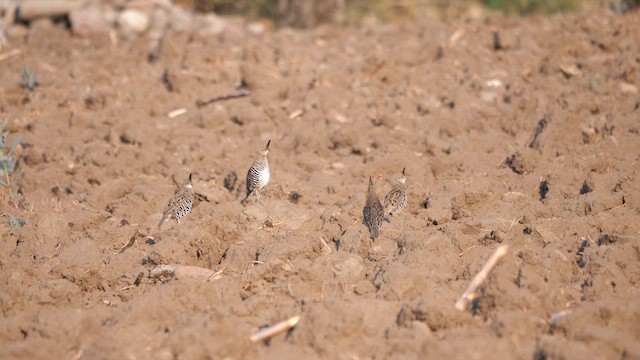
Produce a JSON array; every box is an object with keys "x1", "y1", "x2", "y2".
[
  {"x1": 384, "y1": 168, "x2": 408, "y2": 218},
  {"x1": 158, "y1": 173, "x2": 194, "y2": 229},
  {"x1": 243, "y1": 140, "x2": 271, "y2": 204},
  {"x1": 363, "y1": 176, "x2": 385, "y2": 240}
]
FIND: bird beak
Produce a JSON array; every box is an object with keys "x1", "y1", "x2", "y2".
[
  {"x1": 266, "y1": 140, "x2": 271, "y2": 149},
  {"x1": 402, "y1": 167, "x2": 406, "y2": 175},
  {"x1": 188, "y1": 173, "x2": 193, "y2": 182}
]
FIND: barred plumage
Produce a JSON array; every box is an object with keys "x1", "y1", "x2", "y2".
[
  {"x1": 158, "y1": 173, "x2": 194, "y2": 229},
  {"x1": 243, "y1": 140, "x2": 271, "y2": 204},
  {"x1": 384, "y1": 168, "x2": 408, "y2": 218},
  {"x1": 363, "y1": 176, "x2": 385, "y2": 240}
]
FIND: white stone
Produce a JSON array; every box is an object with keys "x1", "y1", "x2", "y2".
[
  {"x1": 118, "y1": 9, "x2": 150, "y2": 36},
  {"x1": 619, "y1": 82, "x2": 638, "y2": 94}
]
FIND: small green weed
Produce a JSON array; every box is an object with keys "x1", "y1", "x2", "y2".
[
  {"x1": 21, "y1": 67, "x2": 38, "y2": 93},
  {"x1": 0, "y1": 119, "x2": 24, "y2": 197}
]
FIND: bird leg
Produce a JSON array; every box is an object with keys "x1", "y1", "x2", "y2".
[
  {"x1": 255, "y1": 190, "x2": 263, "y2": 206},
  {"x1": 241, "y1": 191, "x2": 251, "y2": 205}
]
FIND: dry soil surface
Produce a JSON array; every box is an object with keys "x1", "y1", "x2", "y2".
[{"x1": 1, "y1": 8, "x2": 639, "y2": 360}]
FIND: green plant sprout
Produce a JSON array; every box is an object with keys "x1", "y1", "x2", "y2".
[
  {"x1": 21, "y1": 67, "x2": 38, "y2": 93},
  {"x1": 0, "y1": 119, "x2": 24, "y2": 197},
  {"x1": 0, "y1": 213, "x2": 24, "y2": 231}
]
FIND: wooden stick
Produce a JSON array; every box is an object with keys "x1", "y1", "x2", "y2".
[
  {"x1": 455, "y1": 244, "x2": 510, "y2": 311},
  {"x1": 168, "y1": 108, "x2": 187, "y2": 118},
  {"x1": 319, "y1": 236, "x2": 332, "y2": 254},
  {"x1": 458, "y1": 244, "x2": 476, "y2": 257},
  {"x1": 196, "y1": 89, "x2": 250, "y2": 108},
  {"x1": 250, "y1": 315, "x2": 301, "y2": 343}
]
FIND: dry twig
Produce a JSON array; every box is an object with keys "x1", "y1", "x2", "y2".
[
  {"x1": 207, "y1": 267, "x2": 225, "y2": 282},
  {"x1": 455, "y1": 244, "x2": 510, "y2": 311},
  {"x1": 250, "y1": 315, "x2": 301, "y2": 343},
  {"x1": 168, "y1": 108, "x2": 187, "y2": 118},
  {"x1": 458, "y1": 244, "x2": 476, "y2": 257},
  {"x1": 196, "y1": 89, "x2": 250, "y2": 108},
  {"x1": 319, "y1": 236, "x2": 332, "y2": 255}
]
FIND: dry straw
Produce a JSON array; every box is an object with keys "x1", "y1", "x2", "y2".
[
  {"x1": 455, "y1": 244, "x2": 510, "y2": 311},
  {"x1": 250, "y1": 315, "x2": 301, "y2": 343}
]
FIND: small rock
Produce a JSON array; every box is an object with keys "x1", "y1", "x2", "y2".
[
  {"x1": 420, "y1": 95, "x2": 442, "y2": 110},
  {"x1": 195, "y1": 13, "x2": 226, "y2": 36},
  {"x1": 149, "y1": 264, "x2": 175, "y2": 279},
  {"x1": 559, "y1": 62, "x2": 582, "y2": 77},
  {"x1": 367, "y1": 245, "x2": 387, "y2": 261},
  {"x1": 619, "y1": 82, "x2": 638, "y2": 94},
  {"x1": 582, "y1": 126, "x2": 599, "y2": 144},
  {"x1": 70, "y1": 7, "x2": 109, "y2": 36},
  {"x1": 247, "y1": 21, "x2": 265, "y2": 36},
  {"x1": 485, "y1": 79, "x2": 503, "y2": 87},
  {"x1": 118, "y1": 9, "x2": 150, "y2": 37}
]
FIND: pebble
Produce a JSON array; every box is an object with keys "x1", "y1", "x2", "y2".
[
  {"x1": 118, "y1": 9, "x2": 150, "y2": 37},
  {"x1": 619, "y1": 82, "x2": 638, "y2": 94},
  {"x1": 367, "y1": 245, "x2": 387, "y2": 261}
]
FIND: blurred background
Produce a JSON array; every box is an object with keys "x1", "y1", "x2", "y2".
[{"x1": 178, "y1": 0, "x2": 640, "y2": 27}]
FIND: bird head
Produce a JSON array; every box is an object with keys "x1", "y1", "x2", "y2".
[
  {"x1": 398, "y1": 168, "x2": 407, "y2": 184},
  {"x1": 185, "y1": 173, "x2": 194, "y2": 188},
  {"x1": 260, "y1": 140, "x2": 271, "y2": 156}
]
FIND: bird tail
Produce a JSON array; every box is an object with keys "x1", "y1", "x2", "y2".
[
  {"x1": 158, "y1": 215, "x2": 167, "y2": 230},
  {"x1": 371, "y1": 226, "x2": 379, "y2": 240}
]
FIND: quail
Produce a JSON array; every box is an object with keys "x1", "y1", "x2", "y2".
[
  {"x1": 363, "y1": 176, "x2": 385, "y2": 240},
  {"x1": 384, "y1": 168, "x2": 408, "y2": 218},
  {"x1": 242, "y1": 140, "x2": 271, "y2": 204},
  {"x1": 158, "y1": 173, "x2": 194, "y2": 229}
]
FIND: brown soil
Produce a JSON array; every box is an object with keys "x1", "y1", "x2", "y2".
[{"x1": 1, "y1": 8, "x2": 640, "y2": 360}]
